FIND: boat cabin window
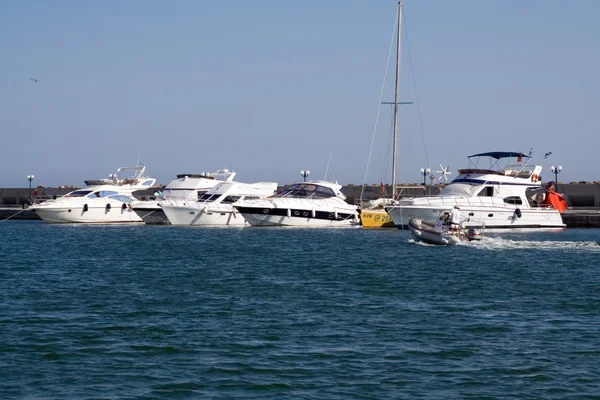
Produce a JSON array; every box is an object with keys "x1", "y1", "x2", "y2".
[
  {"x1": 277, "y1": 183, "x2": 335, "y2": 198},
  {"x1": 65, "y1": 190, "x2": 92, "y2": 197},
  {"x1": 477, "y1": 187, "x2": 494, "y2": 197},
  {"x1": 221, "y1": 195, "x2": 241, "y2": 204},
  {"x1": 197, "y1": 191, "x2": 208, "y2": 200},
  {"x1": 504, "y1": 165, "x2": 534, "y2": 179},
  {"x1": 199, "y1": 193, "x2": 220, "y2": 202},
  {"x1": 93, "y1": 190, "x2": 119, "y2": 198},
  {"x1": 141, "y1": 180, "x2": 154, "y2": 186},
  {"x1": 108, "y1": 194, "x2": 134, "y2": 203},
  {"x1": 503, "y1": 196, "x2": 523, "y2": 205},
  {"x1": 313, "y1": 185, "x2": 336, "y2": 198}
]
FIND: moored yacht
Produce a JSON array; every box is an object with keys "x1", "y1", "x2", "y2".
[
  {"x1": 385, "y1": 152, "x2": 566, "y2": 230},
  {"x1": 233, "y1": 181, "x2": 360, "y2": 227},
  {"x1": 131, "y1": 168, "x2": 236, "y2": 224},
  {"x1": 31, "y1": 166, "x2": 156, "y2": 224},
  {"x1": 161, "y1": 181, "x2": 277, "y2": 226}
]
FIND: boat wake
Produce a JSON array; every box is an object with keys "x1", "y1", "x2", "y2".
[
  {"x1": 408, "y1": 237, "x2": 600, "y2": 252},
  {"x1": 463, "y1": 236, "x2": 600, "y2": 252}
]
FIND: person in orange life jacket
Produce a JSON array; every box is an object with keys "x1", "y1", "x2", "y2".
[{"x1": 545, "y1": 182, "x2": 565, "y2": 199}]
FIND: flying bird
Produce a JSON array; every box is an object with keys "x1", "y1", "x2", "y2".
[{"x1": 29, "y1": 78, "x2": 38, "y2": 83}]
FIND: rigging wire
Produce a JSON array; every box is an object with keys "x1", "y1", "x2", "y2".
[{"x1": 360, "y1": 7, "x2": 398, "y2": 203}]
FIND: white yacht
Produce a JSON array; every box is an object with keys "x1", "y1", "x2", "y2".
[
  {"x1": 385, "y1": 152, "x2": 566, "y2": 230},
  {"x1": 131, "y1": 169, "x2": 236, "y2": 224},
  {"x1": 31, "y1": 166, "x2": 156, "y2": 224},
  {"x1": 161, "y1": 181, "x2": 277, "y2": 226},
  {"x1": 233, "y1": 181, "x2": 360, "y2": 227}
]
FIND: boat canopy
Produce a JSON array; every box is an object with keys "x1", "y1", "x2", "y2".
[{"x1": 468, "y1": 152, "x2": 529, "y2": 160}]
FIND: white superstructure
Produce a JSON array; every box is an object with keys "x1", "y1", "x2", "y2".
[
  {"x1": 385, "y1": 152, "x2": 566, "y2": 229},
  {"x1": 161, "y1": 181, "x2": 277, "y2": 226},
  {"x1": 31, "y1": 166, "x2": 156, "y2": 224},
  {"x1": 233, "y1": 181, "x2": 359, "y2": 227}
]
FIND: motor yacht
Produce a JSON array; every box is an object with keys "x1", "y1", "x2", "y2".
[
  {"x1": 385, "y1": 151, "x2": 566, "y2": 229},
  {"x1": 161, "y1": 181, "x2": 277, "y2": 226},
  {"x1": 130, "y1": 169, "x2": 235, "y2": 224},
  {"x1": 233, "y1": 181, "x2": 360, "y2": 227},
  {"x1": 31, "y1": 166, "x2": 156, "y2": 224}
]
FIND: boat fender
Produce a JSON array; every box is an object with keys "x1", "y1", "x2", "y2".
[
  {"x1": 106, "y1": 203, "x2": 111, "y2": 210},
  {"x1": 83, "y1": 204, "x2": 88, "y2": 212},
  {"x1": 121, "y1": 203, "x2": 127, "y2": 210},
  {"x1": 334, "y1": 211, "x2": 338, "y2": 220},
  {"x1": 531, "y1": 174, "x2": 539, "y2": 183},
  {"x1": 311, "y1": 209, "x2": 316, "y2": 218},
  {"x1": 514, "y1": 208, "x2": 522, "y2": 218},
  {"x1": 287, "y1": 209, "x2": 291, "y2": 218}
]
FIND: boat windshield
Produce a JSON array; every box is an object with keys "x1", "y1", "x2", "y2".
[
  {"x1": 276, "y1": 183, "x2": 336, "y2": 199},
  {"x1": 221, "y1": 195, "x2": 241, "y2": 204},
  {"x1": 199, "y1": 193, "x2": 221, "y2": 202},
  {"x1": 108, "y1": 194, "x2": 135, "y2": 203},
  {"x1": 65, "y1": 190, "x2": 92, "y2": 197},
  {"x1": 90, "y1": 190, "x2": 120, "y2": 198}
]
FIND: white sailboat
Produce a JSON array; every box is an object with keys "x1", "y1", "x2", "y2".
[{"x1": 360, "y1": 1, "x2": 410, "y2": 228}]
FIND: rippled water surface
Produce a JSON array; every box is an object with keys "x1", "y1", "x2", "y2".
[{"x1": 1, "y1": 221, "x2": 600, "y2": 399}]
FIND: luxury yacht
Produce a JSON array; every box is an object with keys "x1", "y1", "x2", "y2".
[
  {"x1": 385, "y1": 152, "x2": 567, "y2": 229},
  {"x1": 31, "y1": 166, "x2": 156, "y2": 224},
  {"x1": 130, "y1": 169, "x2": 235, "y2": 224},
  {"x1": 233, "y1": 181, "x2": 359, "y2": 227},
  {"x1": 161, "y1": 181, "x2": 277, "y2": 226}
]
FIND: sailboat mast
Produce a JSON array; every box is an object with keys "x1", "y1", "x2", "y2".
[{"x1": 392, "y1": 1, "x2": 403, "y2": 197}]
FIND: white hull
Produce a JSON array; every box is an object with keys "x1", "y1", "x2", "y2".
[
  {"x1": 241, "y1": 212, "x2": 358, "y2": 227},
  {"x1": 162, "y1": 204, "x2": 246, "y2": 226},
  {"x1": 235, "y1": 197, "x2": 359, "y2": 228},
  {"x1": 388, "y1": 203, "x2": 564, "y2": 229},
  {"x1": 34, "y1": 203, "x2": 142, "y2": 224}
]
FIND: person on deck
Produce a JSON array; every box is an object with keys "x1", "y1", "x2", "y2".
[
  {"x1": 448, "y1": 205, "x2": 461, "y2": 231},
  {"x1": 543, "y1": 182, "x2": 568, "y2": 212},
  {"x1": 545, "y1": 182, "x2": 565, "y2": 199}
]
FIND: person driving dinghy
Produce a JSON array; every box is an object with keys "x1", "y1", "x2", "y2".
[{"x1": 435, "y1": 212, "x2": 450, "y2": 232}]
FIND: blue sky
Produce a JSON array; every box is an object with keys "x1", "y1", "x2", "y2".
[{"x1": 1, "y1": 0, "x2": 599, "y2": 188}]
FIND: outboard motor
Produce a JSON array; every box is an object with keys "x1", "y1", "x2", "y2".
[{"x1": 467, "y1": 228, "x2": 482, "y2": 241}]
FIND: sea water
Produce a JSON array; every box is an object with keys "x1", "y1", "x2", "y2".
[{"x1": 1, "y1": 221, "x2": 599, "y2": 399}]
